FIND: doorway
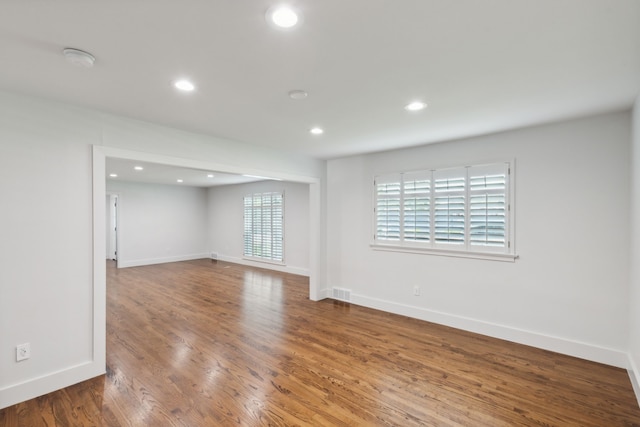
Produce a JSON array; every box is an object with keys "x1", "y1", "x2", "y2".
[
  {"x1": 94, "y1": 146, "x2": 322, "y2": 301},
  {"x1": 106, "y1": 194, "x2": 118, "y2": 261}
]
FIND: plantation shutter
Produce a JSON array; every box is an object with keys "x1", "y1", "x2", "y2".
[
  {"x1": 468, "y1": 164, "x2": 508, "y2": 248},
  {"x1": 243, "y1": 192, "x2": 283, "y2": 261},
  {"x1": 270, "y1": 193, "x2": 284, "y2": 260},
  {"x1": 403, "y1": 171, "x2": 430, "y2": 242},
  {"x1": 375, "y1": 174, "x2": 401, "y2": 241},
  {"x1": 433, "y1": 168, "x2": 466, "y2": 245},
  {"x1": 373, "y1": 161, "x2": 512, "y2": 257},
  {"x1": 243, "y1": 196, "x2": 254, "y2": 257}
]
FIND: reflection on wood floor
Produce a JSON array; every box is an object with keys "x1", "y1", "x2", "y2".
[{"x1": 1, "y1": 258, "x2": 640, "y2": 426}]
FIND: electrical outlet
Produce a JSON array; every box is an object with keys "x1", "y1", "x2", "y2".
[
  {"x1": 413, "y1": 286, "x2": 421, "y2": 296},
  {"x1": 16, "y1": 343, "x2": 30, "y2": 362}
]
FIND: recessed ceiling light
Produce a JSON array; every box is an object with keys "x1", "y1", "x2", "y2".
[
  {"x1": 266, "y1": 5, "x2": 301, "y2": 29},
  {"x1": 134, "y1": 166, "x2": 144, "y2": 171},
  {"x1": 62, "y1": 48, "x2": 95, "y2": 68},
  {"x1": 177, "y1": 179, "x2": 184, "y2": 183},
  {"x1": 310, "y1": 127, "x2": 324, "y2": 135},
  {"x1": 174, "y1": 79, "x2": 195, "y2": 92},
  {"x1": 207, "y1": 174, "x2": 215, "y2": 178},
  {"x1": 288, "y1": 90, "x2": 308, "y2": 100},
  {"x1": 109, "y1": 173, "x2": 118, "y2": 178},
  {"x1": 405, "y1": 101, "x2": 427, "y2": 111}
]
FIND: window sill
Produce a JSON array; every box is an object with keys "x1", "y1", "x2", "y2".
[
  {"x1": 242, "y1": 257, "x2": 286, "y2": 266},
  {"x1": 370, "y1": 242, "x2": 518, "y2": 262}
]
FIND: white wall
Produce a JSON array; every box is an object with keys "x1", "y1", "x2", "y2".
[
  {"x1": 0, "y1": 90, "x2": 324, "y2": 409},
  {"x1": 629, "y1": 94, "x2": 640, "y2": 398},
  {"x1": 106, "y1": 181, "x2": 208, "y2": 267},
  {"x1": 207, "y1": 180, "x2": 310, "y2": 276},
  {"x1": 0, "y1": 95, "x2": 98, "y2": 408},
  {"x1": 326, "y1": 111, "x2": 631, "y2": 367},
  {"x1": 98, "y1": 113, "x2": 323, "y2": 178}
]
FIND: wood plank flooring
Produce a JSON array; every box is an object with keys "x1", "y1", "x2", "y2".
[{"x1": 2, "y1": 259, "x2": 640, "y2": 426}]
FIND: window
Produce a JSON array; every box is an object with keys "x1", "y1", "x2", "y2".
[
  {"x1": 244, "y1": 192, "x2": 283, "y2": 262},
  {"x1": 374, "y1": 162, "x2": 513, "y2": 259}
]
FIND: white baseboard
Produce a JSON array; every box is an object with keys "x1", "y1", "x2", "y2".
[
  {"x1": 628, "y1": 355, "x2": 640, "y2": 408},
  {"x1": 117, "y1": 253, "x2": 310, "y2": 276},
  {"x1": 345, "y1": 293, "x2": 628, "y2": 368},
  {"x1": 217, "y1": 255, "x2": 309, "y2": 277},
  {"x1": 117, "y1": 253, "x2": 210, "y2": 268},
  {"x1": 0, "y1": 360, "x2": 104, "y2": 410},
  {"x1": 317, "y1": 287, "x2": 332, "y2": 300}
]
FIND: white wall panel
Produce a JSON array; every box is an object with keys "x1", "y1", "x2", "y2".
[{"x1": 0, "y1": 95, "x2": 98, "y2": 408}]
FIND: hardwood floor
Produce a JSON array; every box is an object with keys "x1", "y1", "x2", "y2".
[{"x1": 2, "y1": 259, "x2": 640, "y2": 426}]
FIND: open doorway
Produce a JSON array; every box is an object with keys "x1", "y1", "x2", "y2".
[
  {"x1": 106, "y1": 194, "x2": 118, "y2": 262},
  {"x1": 93, "y1": 145, "x2": 323, "y2": 300},
  {"x1": 90, "y1": 145, "x2": 324, "y2": 393}
]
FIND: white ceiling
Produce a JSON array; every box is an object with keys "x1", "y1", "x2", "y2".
[
  {"x1": 1, "y1": 1, "x2": 639, "y2": 161},
  {"x1": 105, "y1": 158, "x2": 264, "y2": 187}
]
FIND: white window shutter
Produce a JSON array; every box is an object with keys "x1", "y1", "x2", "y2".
[
  {"x1": 244, "y1": 192, "x2": 284, "y2": 262},
  {"x1": 468, "y1": 164, "x2": 508, "y2": 249},
  {"x1": 403, "y1": 171, "x2": 431, "y2": 242},
  {"x1": 433, "y1": 168, "x2": 466, "y2": 245},
  {"x1": 375, "y1": 174, "x2": 401, "y2": 241}
]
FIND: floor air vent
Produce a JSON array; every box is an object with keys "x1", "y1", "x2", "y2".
[{"x1": 332, "y1": 287, "x2": 351, "y2": 302}]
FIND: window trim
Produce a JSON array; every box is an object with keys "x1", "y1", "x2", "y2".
[
  {"x1": 371, "y1": 160, "x2": 517, "y2": 261},
  {"x1": 370, "y1": 241, "x2": 518, "y2": 262}
]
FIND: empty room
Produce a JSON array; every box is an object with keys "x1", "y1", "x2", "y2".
[{"x1": 1, "y1": 1, "x2": 640, "y2": 426}]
